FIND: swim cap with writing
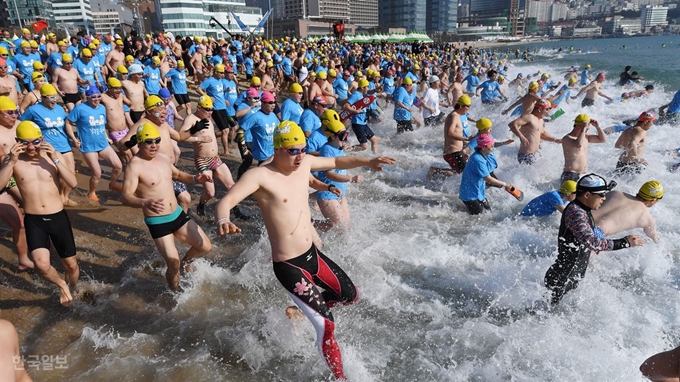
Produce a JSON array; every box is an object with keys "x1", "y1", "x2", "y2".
[
  {"x1": 16, "y1": 120, "x2": 42, "y2": 139},
  {"x1": 274, "y1": 120, "x2": 306, "y2": 148},
  {"x1": 136, "y1": 122, "x2": 160, "y2": 141},
  {"x1": 637, "y1": 180, "x2": 664, "y2": 200}
]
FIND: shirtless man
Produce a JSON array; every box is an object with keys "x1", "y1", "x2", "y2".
[
  {"x1": 105, "y1": 40, "x2": 125, "y2": 77},
  {"x1": 189, "y1": 45, "x2": 205, "y2": 83},
  {"x1": 427, "y1": 95, "x2": 474, "y2": 178},
  {"x1": 122, "y1": 123, "x2": 212, "y2": 290},
  {"x1": 120, "y1": 95, "x2": 212, "y2": 212},
  {"x1": 614, "y1": 110, "x2": 654, "y2": 175},
  {"x1": 572, "y1": 72, "x2": 613, "y2": 107},
  {"x1": 0, "y1": 58, "x2": 21, "y2": 105},
  {"x1": 446, "y1": 71, "x2": 465, "y2": 107},
  {"x1": 307, "y1": 73, "x2": 324, "y2": 106},
  {"x1": 592, "y1": 180, "x2": 663, "y2": 243},
  {"x1": 0, "y1": 97, "x2": 31, "y2": 270},
  {"x1": 45, "y1": 33, "x2": 58, "y2": 57},
  {"x1": 508, "y1": 98, "x2": 562, "y2": 165},
  {"x1": 560, "y1": 113, "x2": 606, "y2": 183},
  {"x1": 502, "y1": 81, "x2": 540, "y2": 117},
  {"x1": 178, "y1": 96, "x2": 236, "y2": 216},
  {"x1": 214, "y1": 122, "x2": 395, "y2": 380},
  {"x1": 52, "y1": 54, "x2": 87, "y2": 111},
  {"x1": 101, "y1": 77, "x2": 134, "y2": 161},
  {"x1": 262, "y1": 63, "x2": 278, "y2": 95},
  {"x1": 0, "y1": 121, "x2": 79, "y2": 306},
  {"x1": 321, "y1": 72, "x2": 338, "y2": 107},
  {"x1": 122, "y1": 64, "x2": 147, "y2": 123}
]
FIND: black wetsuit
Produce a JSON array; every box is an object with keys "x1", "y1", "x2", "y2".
[{"x1": 544, "y1": 199, "x2": 630, "y2": 304}]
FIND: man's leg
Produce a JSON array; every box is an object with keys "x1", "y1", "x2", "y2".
[
  {"x1": 152, "y1": 234, "x2": 182, "y2": 290},
  {"x1": 81, "y1": 151, "x2": 103, "y2": 200},
  {"x1": 640, "y1": 346, "x2": 680, "y2": 382},
  {"x1": 0, "y1": 194, "x2": 32, "y2": 270},
  {"x1": 214, "y1": 163, "x2": 235, "y2": 189},
  {"x1": 99, "y1": 146, "x2": 123, "y2": 190},
  {"x1": 173, "y1": 219, "x2": 211, "y2": 271},
  {"x1": 61, "y1": 152, "x2": 77, "y2": 205},
  {"x1": 32, "y1": 248, "x2": 73, "y2": 306}
]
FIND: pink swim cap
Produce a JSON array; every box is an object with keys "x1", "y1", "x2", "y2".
[
  {"x1": 246, "y1": 87, "x2": 259, "y2": 98},
  {"x1": 476, "y1": 133, "x2": 495, "y2": 148},
  {"x1": 261, "y1": 91, "x2": 275, "y2": 102}
]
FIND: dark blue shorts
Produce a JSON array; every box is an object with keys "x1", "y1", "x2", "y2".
[{"x1": 351, "y1": 123, "x2": 374, "y2": 144}]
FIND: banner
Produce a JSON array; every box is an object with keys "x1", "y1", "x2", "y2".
[
  {"x1": 230, "y1": 12, "x2": 250, "y2": 33},
  {"x1": 254, "y1": 9, "x2": 271, "y2": 32}
]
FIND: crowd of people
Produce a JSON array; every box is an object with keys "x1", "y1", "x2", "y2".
[{"x1": 0, "y1": 28, "x2": 674, "y2": 380}]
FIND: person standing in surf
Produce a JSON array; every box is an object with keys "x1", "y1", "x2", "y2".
[
  {"x1": 214, "y1": 121, "x2": 395, "y2": 380},
  {"x1": 544, "y1": 174, "x2": 644, "y2": 305}
]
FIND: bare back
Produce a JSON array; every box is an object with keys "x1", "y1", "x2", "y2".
[{"x1": 592, "y1": 191, "x2": 657, "y2": 240}]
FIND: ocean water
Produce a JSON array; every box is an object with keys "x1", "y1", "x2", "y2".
[{"x1": 26, "y1": 35, "x2": 680, "y2": 381}]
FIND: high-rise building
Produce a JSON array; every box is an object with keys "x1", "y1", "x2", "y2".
[
  {"x1": 641, "y1": 5, "x2": 668, "y2": 30},
  {"x1": 350, "y1": 0, "x2": 378, "y2": 27},
  {"x1": 161, "y1": 0, "x2": 263, "y2": 39},
  {"x1": 52, "y1": 0, "x2": 94, "y2": 32},
  {"x1": 7, "y1": 0, "x2": 56, "y2": 29},
  {"x1": 469, "y1": 0, "x2": 510, "y2": 17},
  {"x1": 426, "y1": 0, "x2": 457, "y2": 33},
  {"x1": 90, "y1": 0, "x2": 134, "y2": 35},
  {"x1": 379, "y1": 0, "x2": 427, "y2": 31},
  {"x1": 526, "y1": 0, "x2": 550, "y2": 23}
]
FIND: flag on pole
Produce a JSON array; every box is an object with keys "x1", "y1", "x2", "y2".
[
  {"x1": 31, "y1": 20, "x2": 49, "y2": 32},
  {"x1": 230, "y1": 12, "x2": 250, "y2": 33},
  {"x1": 64, "y1": 27, "x2": 71, "y2": 41},
  {"x1": 254, "y1": 9, "x2": 272, "y2": 32}
]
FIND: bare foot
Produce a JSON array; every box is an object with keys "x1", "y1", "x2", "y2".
[
  {"x1": 17, "y1": 258, "x2": 35, "y2": 271},
  {"x1": 109, "y1": 183, "x2": 123, "y2": 192},
  {"x1": 167, "y1": 270, "x2": 180, "y2": 291},
  {"x1": 87, "y1": 193, "x2": 99, "y2": 202},
  {"x1": 58, "y1": 282, "x2": 73, "y2": 307},
  {"x1": 63, "y1": 199, "x2": 79, "y2": 207},
  {"x1": 285, "y1": 306, "x2": 304, "y2": 320}
]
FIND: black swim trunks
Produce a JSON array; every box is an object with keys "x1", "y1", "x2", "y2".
[
  {"x1": 130, "y1": 110, "x2": 144, "y2": 123},
  {"x1": 24, "y1": 209, "x2": 76, "y2": 258},
  {"x1": 272, "y1": 243, "x2": 357, "y2": 379},
  {"x1": 62, "y1": 93, "x2": 81, "y2": 105},
  {"x1": 581, "y1": 98, "x2": 595, "y2": 107},
  {"x1": 396, "y1": 120, "x2": 413, "y2": 134},
  {"x1": 144, "y1": 206, "x2": 191, "y2": 239}
]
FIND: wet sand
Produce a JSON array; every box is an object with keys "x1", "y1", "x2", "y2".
[{"x1": 0, "y1": 114, "x2": 266, "y2": 380}]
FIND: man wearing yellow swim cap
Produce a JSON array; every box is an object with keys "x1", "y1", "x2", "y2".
[
  {"x1": 52, "y1": 52, "x2": 85, "y2": 112},
  {"x1": 121, "y1": 122, "x2": 212, "y2": 291},
  {"x1": 0, "y1": 119, "x2": 80, "y2": 307},
  {"x1": 560, "y1": 113, "x2": 606, "y2": 184},
  {"x1": 105, "y1": 36, "x2": 125, "y2": 77},
  {"x1": 101, "y1": 77, "x2": 133, "y2": 161},
  {"x1": 20, "y1": 84, "x2": 79, "y2": 204},
  {"x1": 213, "y1": 123, "x2": 395, "y2": 379},
  {"x1": 177, "y1": 94, "x2": 235, "y2": 216},
  {"x1": 592, "y1": 180, "x2": 663, "y2": 243}
]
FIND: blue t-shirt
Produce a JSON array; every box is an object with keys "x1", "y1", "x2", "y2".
[
  {"x1": 306, "y1": 129, "x2": 328, "y2": 153},
  {"x1": 282, "y1": 57, "x2": 293, "y2": 76},
  {"x1": 333, "y1": 77, "x2": 349, "y2": 101},
  {"x1": 21, "y1": 104, "x2": 71, "y2": 153},
  {"x1": 393, "y1": 86, "x2": 413, "y2": 121},
  {"x1": 464, "y1": 74, "x2": 480, "y2": 93},
  {"x1": 67, "y1": 103, "x2": 108, "y2": 153},
  {"x1": 580, "y1": 70, "x2": 590, "y2": 85},
  {"x1": 13, "y1": 52, "x2": 35, "y2": 83},
  {"x1": 552, "y1": 85, "x2": 571, "y2": 106},
  {"x1": 74, "y1": 58, "x2": 97, "y2": 90},
  {"x1": 236, "y1": 102, "x2": 259, "y2": 142},
  {"x1": 240, "y1": 110, "x2": 280, "y2": 161},
  {"x1": 281, "y1": 98, "x2": 303, "y2": 124},
  {"x1": 143, "y1": 66, "x2": 162, "y2": 95},
  {"x1": 66, "y1": 45, "x2": 79, "y2": 58},
  {"x1": 299, "y1": 108, "x2": 320, "y2": 134},
  {"x1": 244, "y1": 57, "x2": 254, "y2": 75},
  {"x1": 47, "y1": 51, "x2": 64, "y2": 69},
  {"x1": 200, "y1": 77, "x2": 226, "y2": 110},
  {"x1": 222, "y1": 78, "x2": 238, "y2": 115},
  {"x1": 478, "y1": 80, "x2": 501, "y2": 102},
  {"x1": 459, "y1": 151, "x2": 497, "y2": 202},
  {"x1": 347, "y1": 90, "x2": 367, "y2": 125},
  {"x1": 382, "y1": 77, "x2": 395, "y2": 95},
  {"x1": 520, "y1": 190, "x2": 564, "y2": 217},
  {"x1": 165, "y1": 68, "x2": 187, "y2": 95},
  {"x1": 316, "y1": 143, "x2": 346, "y2": 200}
]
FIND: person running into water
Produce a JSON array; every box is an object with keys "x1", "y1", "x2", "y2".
[
  {"x1": 560, "y1": 113, "x2": 606, "y2": 183},
  {"x1": 214, "y1": 122, "x2": 395, "y2": 380},
  {"x1": 520, "y1": 180, "x2": 576, "y2": 217},
  {"x1": 572, "y1": 72, "x2": 613, "y2": 107},
  {"x1": 508, "y1": 99, "x2": 562, "y2": 165},
  {"x1": 592, "y1": 180, "x2": 663, "y2": 243},
  {"x1": 0, "y1": 121, "x2": 80, "y2": 306},
  {"x1": 614, "y1": 110, "x2": 654, "y2": 175},
  {"x1": 427, "y1": 95, "x2": 475, "y2": 178},
  {"x1": 122, "y1": 123, "x2": 213, "y2": 290},
  {"x1": 544, "y1": 174, "x2": 643, "y2": 305},
  {"x1": 640, "y1": 345, "x2": 680, "y2": 382}
]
